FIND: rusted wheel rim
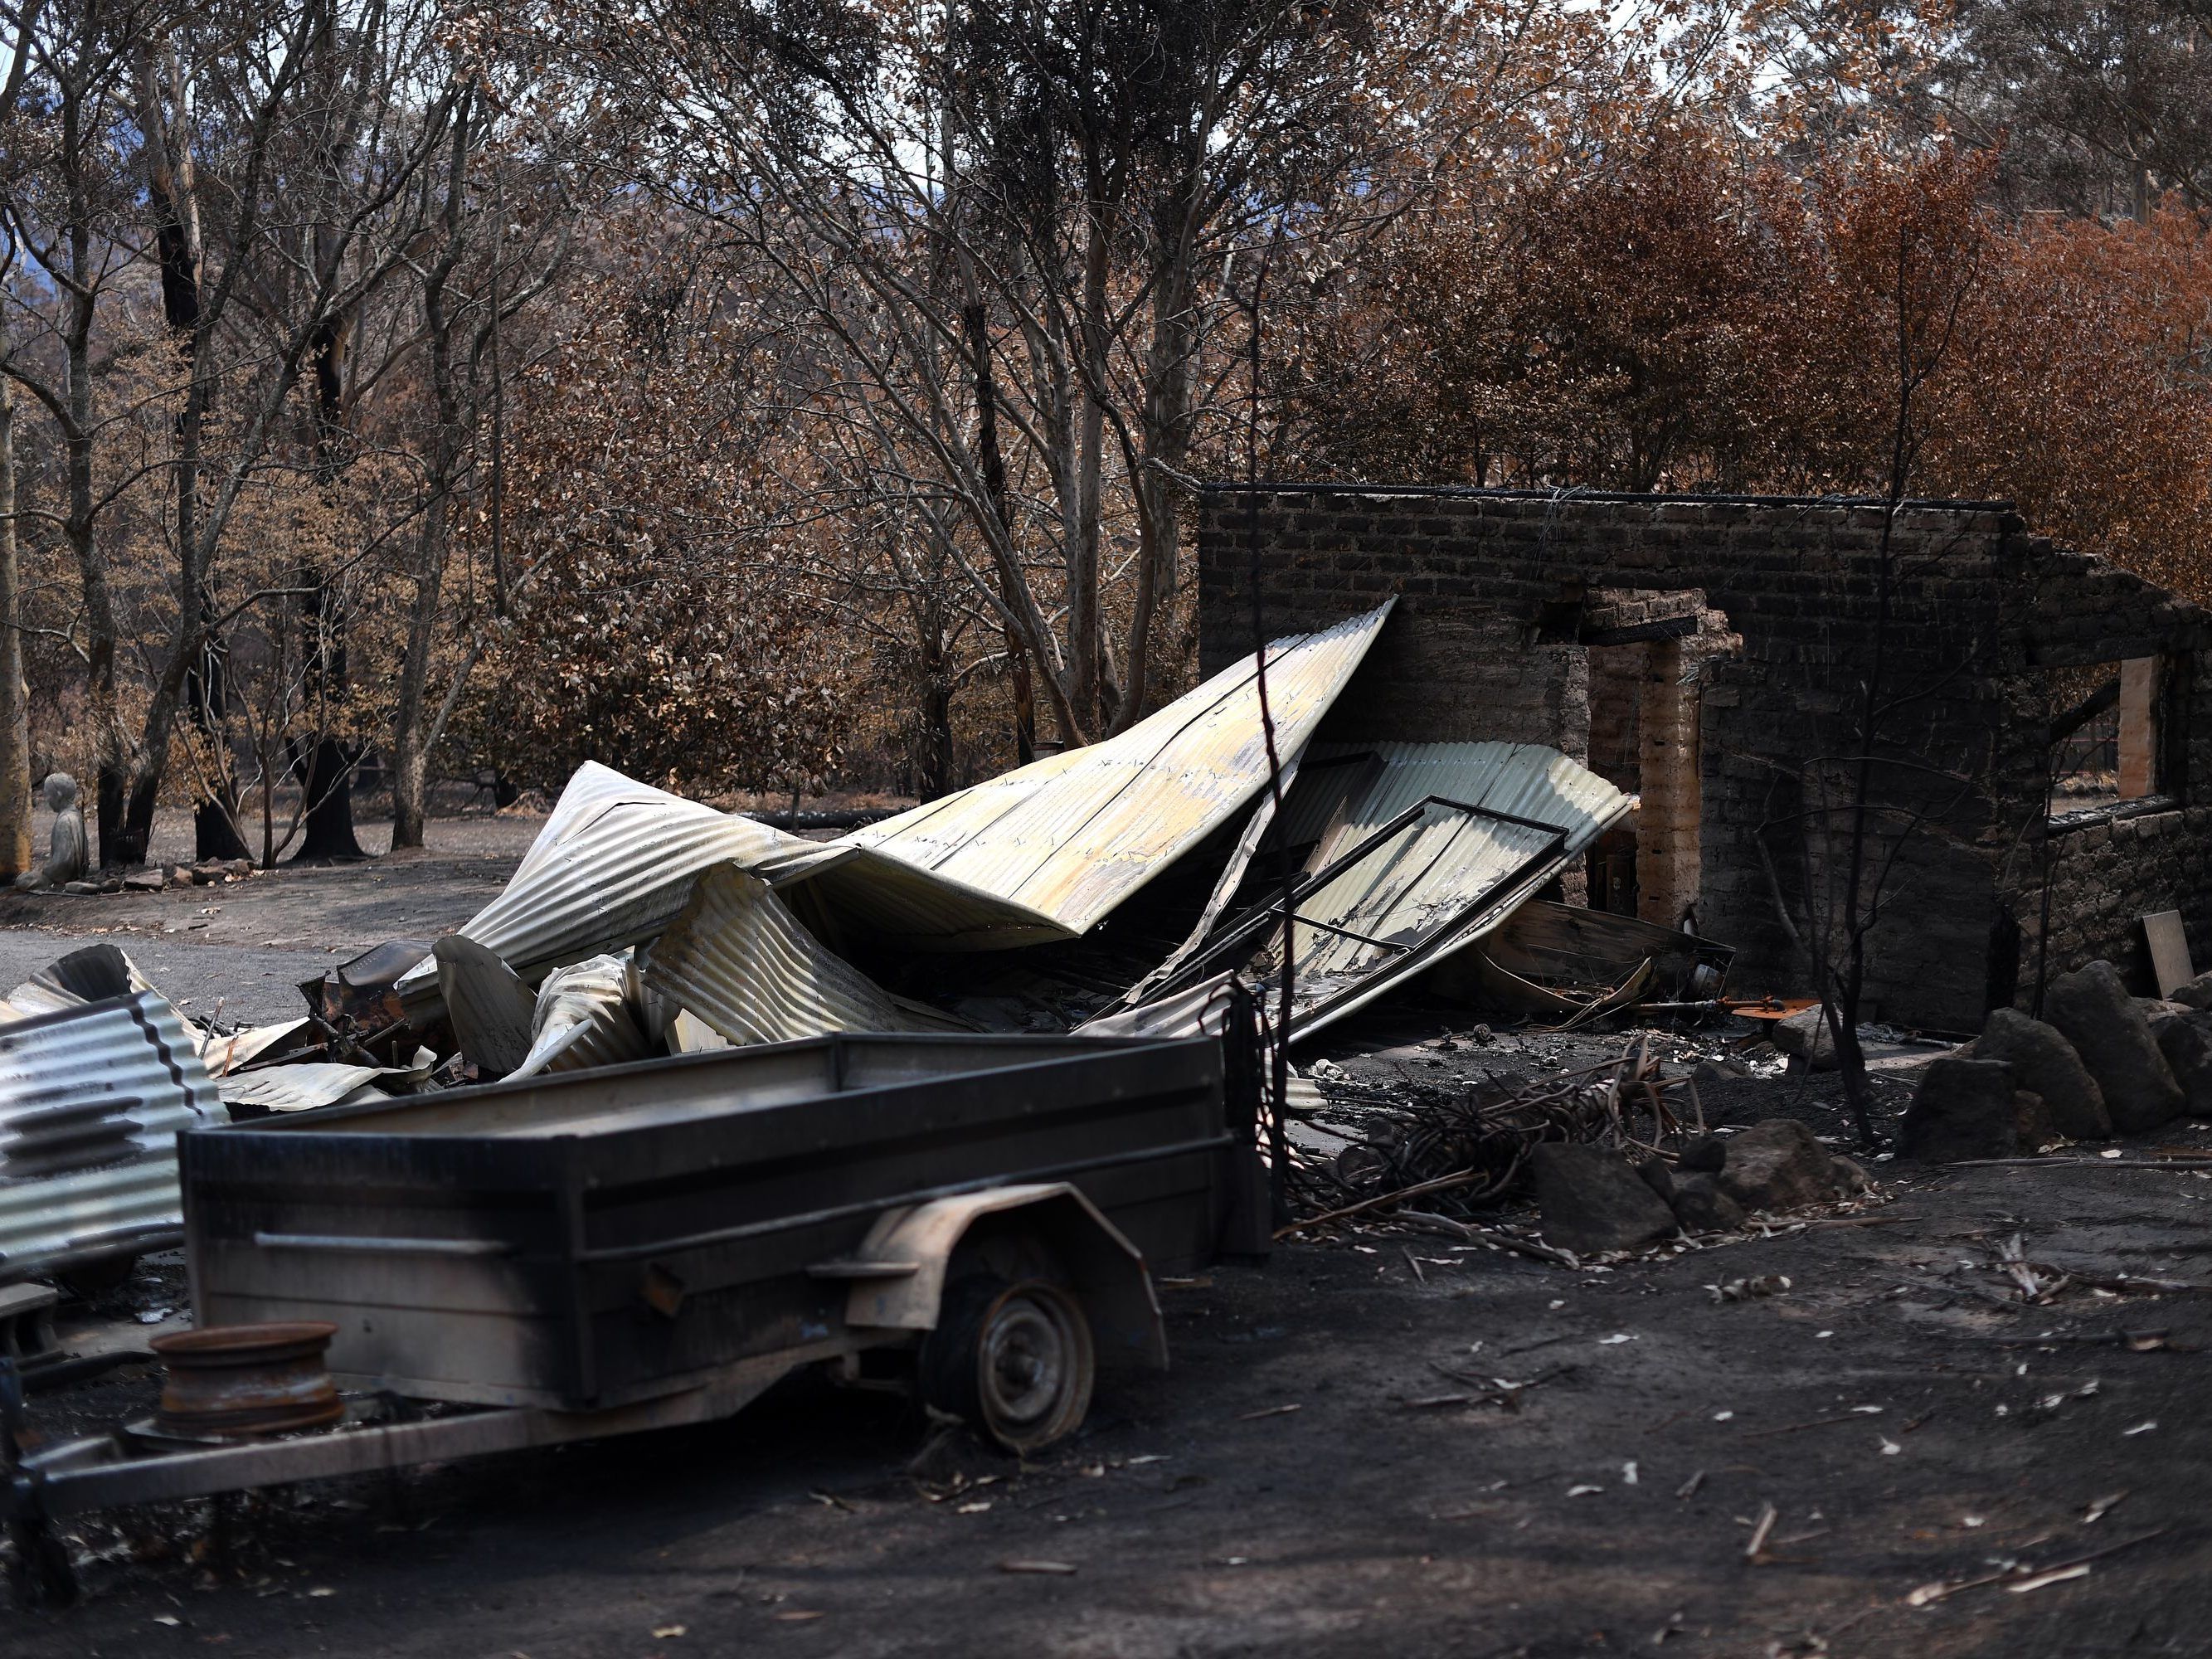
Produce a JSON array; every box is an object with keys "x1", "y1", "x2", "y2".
[
  {"x1": 974, "y1": 1282, "x2": 1092, "y2": 1453},
  {"x1": 151, "y1": 1322, "x2": 338, "y2": 1365},
  {"x1": 152, "y1": 1321, "x2": 343, "y2": 1438}
]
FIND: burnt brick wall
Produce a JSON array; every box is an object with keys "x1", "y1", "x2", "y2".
[
  {"x1": 1197, "y1": 487, "x2": 2212, "y2": 1031},
  {"x1": 2029, "y1": 807, "x2": 2212, "y2": 996},
  {"x1": 1585, "y1": 641, "x2": 1646, "y2": 794}
]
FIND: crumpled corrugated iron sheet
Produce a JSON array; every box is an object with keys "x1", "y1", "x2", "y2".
[
  {"x1": 641, "y1": 865, "x2": 975, "y2": 1046},
  {"x1": 508, "y1": 954, "x2": 654, "y2": 1079},
  {"x1": 0, "y1": 991, "x2": 221, "y2": 1280},
  {"x1": 393, "y1": 761, "x2": 854, "y2": 995},
  {"x1": 1130, "y1": 742, "x2": 1631, "y2": 1039},
  {"x1": 829, "y1": 601, "x2": 1393, "y2": 949},
  {"x1": 0, "y1": 943, "x2": 202, "y2": 1046},
  {"x1": 1076, "y1": 972, "x2": 1248, "y2": 1041},
  {"x1": 434, "y1": 937, "x2": 537, "y2": 1075}
]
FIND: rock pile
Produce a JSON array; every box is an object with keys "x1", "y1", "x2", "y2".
[
  {"x1": 1534, "y1": 1118, "x2": 1866, "y2": 1253},
  {"x1": 1903, "y1": 958, "x2": 2212, "y2": 1160}
]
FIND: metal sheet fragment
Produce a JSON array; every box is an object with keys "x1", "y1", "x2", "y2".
[
  {"x1": 508, "y1": 955, "x2": 654, "y2": 1080},
  {"x1": 642, "y1": 865, "x2": 974, "y2": 1047},
  {"x1": 0, "y1": 992, "x2": 221, "y2": 1280},
  {"x1": 434, "y1": 938, "x2": 537, "y2": 1076},
  {"x1": 218, "y1": 1063, "x2": 427, "y2": 1115},
  {"x1": 1136, "y1": 742, "x2": 1632, "y2": 1039}
]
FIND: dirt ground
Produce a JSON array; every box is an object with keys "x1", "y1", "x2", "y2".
[
  {"x1": 6, "y1": 830, "x2": 2211, "y2": 1657},
  {"x1": 0, "y1": 808, "x2": 543, "y2": 1024}
]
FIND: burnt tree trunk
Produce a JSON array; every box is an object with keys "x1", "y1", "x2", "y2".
[
  {"x1": 291, "y1": 314, "x2": 366, "y2": 863},
  {"x1": 962, "y1": 299, "x2": 1035, "y2": 766},
  {"x1": 0, "y1": 314, "x2": 27, "y2": 879}
]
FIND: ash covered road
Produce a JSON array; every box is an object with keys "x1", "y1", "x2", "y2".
[{"x1": 6, "y1": 831, "x2": 2210, "y2": 1657}]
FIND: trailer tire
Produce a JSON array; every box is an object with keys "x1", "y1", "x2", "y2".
[{"x1": 920, "y1": 1274, "x2": 1094, "y2": 1454}]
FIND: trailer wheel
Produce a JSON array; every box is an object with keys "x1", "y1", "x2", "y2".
[{"x1": 921, "y1": 1275, "x2": 1094, "y2": 1454}]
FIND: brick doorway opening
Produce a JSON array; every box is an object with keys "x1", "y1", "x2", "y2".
[{"x1": 1579, "y1": 591, "x2": 1739, "y2": 931}]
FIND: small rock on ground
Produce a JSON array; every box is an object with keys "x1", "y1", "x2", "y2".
[
  {"x1": 1772, "y1": 1008, "x2": 1836, "y2": 1072},
  {"x1": 1714, "y1": 1118, "x2": 1837, "y2": 1212},
  {"x1": 1972, "y1": 1006, "x2": 2111, "y2": 1140},
  {"x1": 2144, "y1": 1002, "x2": 2212, "y2": 1121},
  {"x1": 1530, "y1": 1143, "x2": 1679, "y2": 1255},
  {"x1": 1898, "y1": 1058, "x2": 2018, "y2": 1162},
  {"x1": 1668, "y1": 1171, "x2": 1747, "y2": 1232}
]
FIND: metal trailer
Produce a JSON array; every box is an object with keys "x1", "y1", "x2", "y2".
[{"x1": 3, "y1": 1029, "x2": 1266, "y2": 1606}]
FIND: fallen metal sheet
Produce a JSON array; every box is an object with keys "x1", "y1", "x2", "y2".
[
  {"x1": 391, "y1": 761, "x2": 855, "y2": 996},
  {"x1": 508, "y1": 954, "x2": 653, "y2": 1080},
  {"x1": 217, "y1": 1063, "x2": 427, "y2": 1116},
  {"x1": 1077, "y1": 973, "x2": 1251, "y2": 1041},
  {"x1": 822, "y1": 601, "x2": 1393, "y2": 949},
  {"x1": 434, "y1": 938, "x2": 537, "y2": 1076},
  {"x1": 641, "y1": 865, "x2": 975, "y2": 1047},
  {"x1": 201, "y1": 1019, "x2": 314, "y2": 1079},
  {"x1": 1, "y1": 944, "x2": 202, "y2": 1048},
  {"x1": 667, "y1": 1009, "x2": 732, "y2": 1053},
  {"x1": 1141, "y1": 742, "x2": 1631, "y2": 1039},
  {"x1": 0, "y1": 991, "x2": 221, "y2": 1281}
]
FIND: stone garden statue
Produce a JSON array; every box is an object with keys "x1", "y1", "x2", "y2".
[{"x1": 14, "y1": 772, "x2": 90, "y2": 892}]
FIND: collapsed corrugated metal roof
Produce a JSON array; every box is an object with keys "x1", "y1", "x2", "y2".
[
  {"x1": 0, "y1": 992, "x2": 221, "y2": 1280},
  {"x1": 1133, "y1": 742, "x2": 1631, "y2": 1039},
  {"x1": 642, "y1": 865, "x2": 975, "y2": 1046},
  {"x1": 826, "y1": 601, "x2": 1393, "y2": 948},
  {"x1": 397, "y1": 604, "x2": 1394, "y2": 1004}
]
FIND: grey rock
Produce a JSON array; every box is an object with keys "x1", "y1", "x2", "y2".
[
  {"x1": 1636, "y1": 1155, "x2": 1676, "y2": 1204},
  {"x1": 1676, "y1": 1134, "x2": 1728, "y2": 1174},
  {"x1": 2044, "y1": 961, "x2": 2185, "y2": 1133},
  {"x1": 1669, "y1": 1171, "x2": 1747, "y2": 1233},
  {"x1": 1772, "y1": 1008, "x2": 1838, "y2": 1071},
  {"x1": 1530, "y1": 1143, "x2": 1679, "y2": 1256},
  {"x1": 2170, "y1": 969, "x2": 2212, "y2": 1013},
  {"x1": 1716, "y1": 1118, "x2": 1837, "y2": 1213},
  {"x1": 2144, "y1": 1004, "x2": 2212, "y2": 1121},
  {"x1": 1898, "y1": 1058, "x2": 2018, "y2": 1161},
  {"x1": 1830, "y1": 1155, "x2": 1870, "y2": 1195},
  {"x1": 1975, "y1": 1008, "x2": 2110, "y2": 1140}
]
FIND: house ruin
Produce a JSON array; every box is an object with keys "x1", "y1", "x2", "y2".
[{"x1": 1197, "y1": 486, "x2": 2212, "y2": 1033}]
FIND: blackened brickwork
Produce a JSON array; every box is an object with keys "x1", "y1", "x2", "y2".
[{"x1": 1196, "y1": 487, "x2": 2212, "y2": 1032}]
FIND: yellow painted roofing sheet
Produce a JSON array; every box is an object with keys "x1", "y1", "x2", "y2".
[{"x1": 832, "y1": 601, "x2": 1393, "y2": 946}]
